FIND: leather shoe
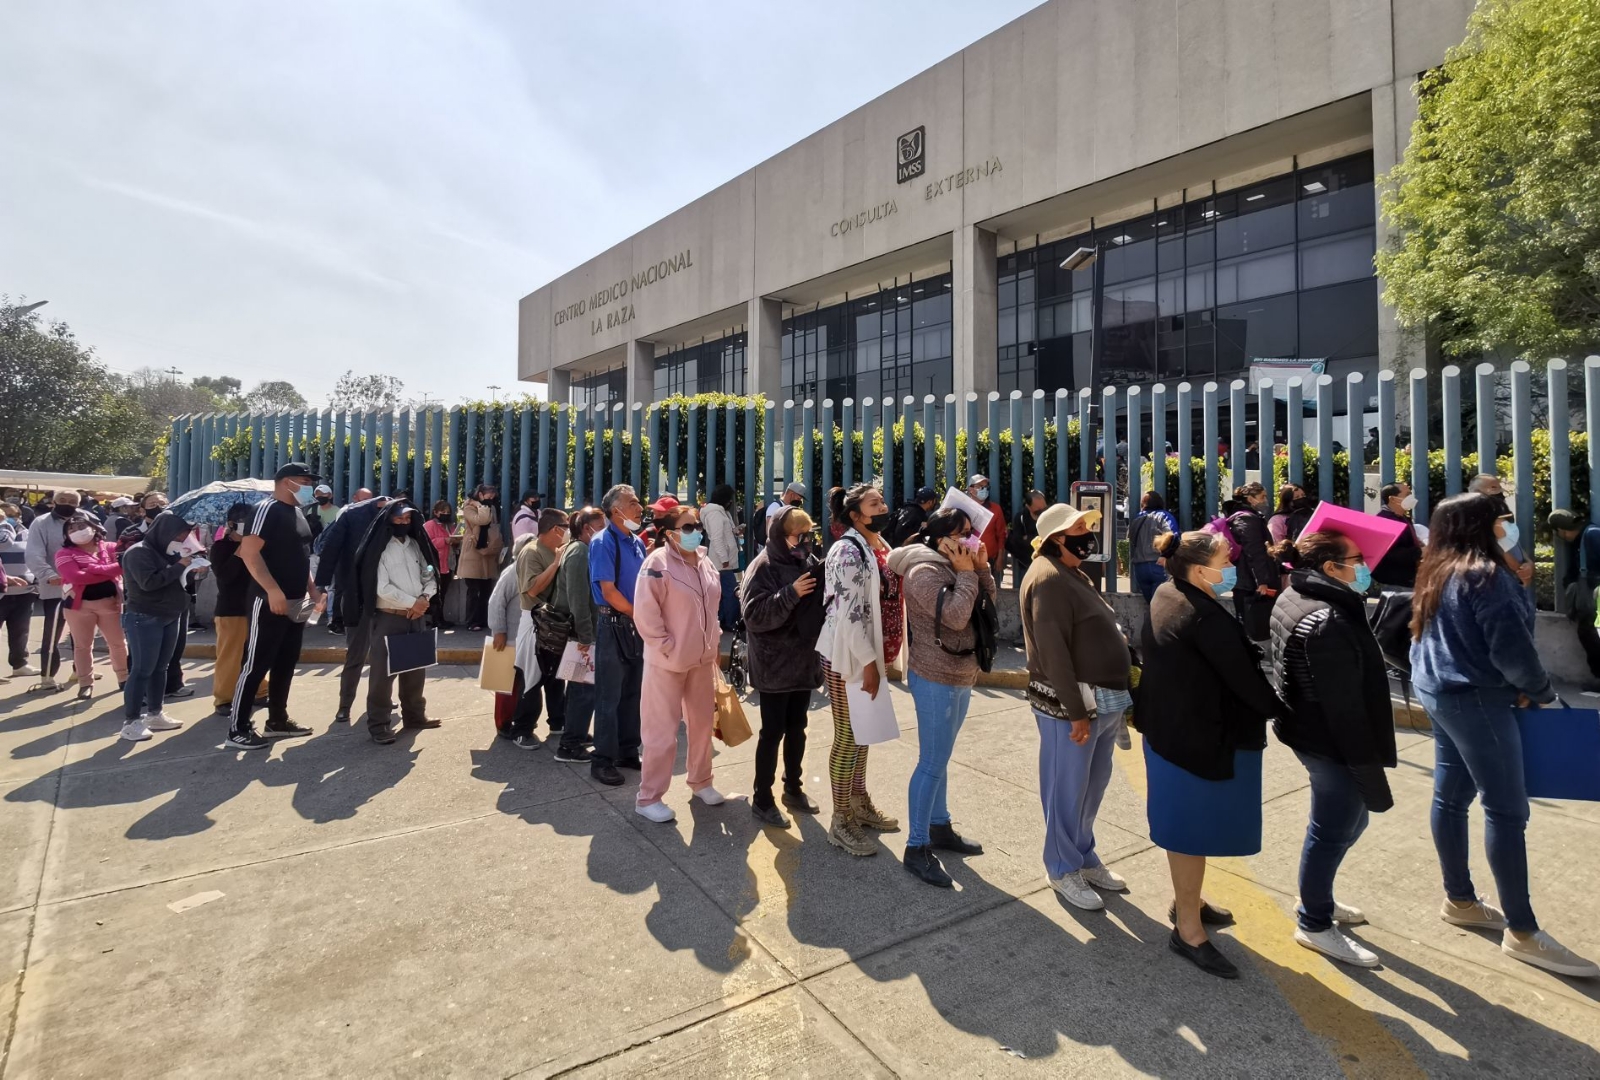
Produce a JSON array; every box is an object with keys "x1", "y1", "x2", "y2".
[
  {"x1": 403, "y1": 718, "x2": 442, "y2": 730},
  {"x1": 751, "y1": 802, "x2": 791, "y2": 828},
  {"x1": 929, "y1": 823, "x2": 983, "y2": 856},
  {"x1": 903, "y1": 845, "x2": 953, "y2": 888},
  {"x1": 781, "y1": 788, "x2": 821, "y2": 814},
  {"x1": 1169, "y1": 900, "x2": 1235, "y2": 926},
  {"x1": 590, "y1": 763, "x2": 625, "y2": 787},
  {"x1": 370, "y1": 726, "x2": 397, "y2": 745},
  {"x1": 1168, "y1": 929, "x2": 1239, "y2": 979},
  {"x1": 334, "y1": 708, "x2": 350, "y2": 724},
  {"x1": 617, "y1": 757, "x2": 642, "y2": 771}
]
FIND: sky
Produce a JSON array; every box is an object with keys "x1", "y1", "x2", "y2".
[{"x1": 1, "y1": 0, "x2": 1041, "y2": 408}]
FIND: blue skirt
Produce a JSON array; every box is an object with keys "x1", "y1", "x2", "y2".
[{"x1": 1145, "y1": 742, "x2": 1263, "y2": 857}]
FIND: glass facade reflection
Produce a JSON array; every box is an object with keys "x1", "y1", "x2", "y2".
[
  {"x1": 999, "y1": 152, "x2": 1378, "y2": 396},
  {"x1": 654, "y1": 332, "x2": 747, "y2": 399},
  {"x1": 781, "y1": 274, "x2": 952, "y2": 405},
  {"x1": 571, "y1": 367, "x2": 626, "y2": 408}
]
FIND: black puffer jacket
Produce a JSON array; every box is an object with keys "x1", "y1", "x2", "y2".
[
  {"x1": 1269, "y1": 569, "x2": 1397, "y2": 810},
  {"x1": 740, "y1": 507, "x2": 826, "y2": 693},
  {"x1": 1227, "y1": 507, "x2": 1279, "y2": 595}
]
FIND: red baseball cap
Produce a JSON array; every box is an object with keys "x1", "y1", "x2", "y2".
[{"x1": 649, "y1": 495, "x2": 680, "y2": 515}]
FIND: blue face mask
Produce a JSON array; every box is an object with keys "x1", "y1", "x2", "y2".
[
  {"x1": 975, "y1": 487, "x2": 990, "y2": 503},
  {"x1": 1498, "y1": 520, "x2": 1519, "y2": 552},
  {"x1": 677, "y1": 527, "x2": 703, "y2": 552},
  {"x1": 293, "y1": 483, "x2": 315, "y2": 507},
  {"x1": 1207, "y1": 565, "x2": 1237, "y2": 596},
  {"x1": 1347, "y1": 562, "x2": 1372, "y2": 593}
]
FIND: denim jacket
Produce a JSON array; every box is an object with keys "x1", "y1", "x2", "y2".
[{"x1": 1410, "y1": 565, "x2": 1554, "y2": 703}]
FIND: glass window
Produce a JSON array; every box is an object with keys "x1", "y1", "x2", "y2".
[
  {"x1": 1215, "y1": 176, "x2": 1296, "y2": 257},
  {"x1": 1299, "y1": 155, "x2": 1375, "y2": 240},
  {"x1": 1299, "y1": 229, "x2": 1375, "y2": 289},
  {"x1": 1216, "y1": 247, "x2": 1297, "y2": 304},
  {"x1": 1216, "y1": 294, "x2": 1298, "y2": 373},
  {"x1": 1099, "y1": 215, "x2": 1157, "y2": 284},
  {"x1": 1299, "y1": 278, "x2": 1379, "y2": 362}
]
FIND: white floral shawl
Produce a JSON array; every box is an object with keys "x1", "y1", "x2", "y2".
[{"x1": 817, "y1": 528, "x2": 886, "y2": 682}]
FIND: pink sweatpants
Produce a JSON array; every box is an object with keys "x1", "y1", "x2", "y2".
[
  {"x1": 636, "y1": 661, "x2": 717, "y2": 806},
  {"x1": 64, "y1": 596, "x2": 128, "y2": 683}
]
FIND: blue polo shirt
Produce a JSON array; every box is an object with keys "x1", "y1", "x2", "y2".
[{"x1": 589, "y1": 520, "x2": 646, "y2": 607}]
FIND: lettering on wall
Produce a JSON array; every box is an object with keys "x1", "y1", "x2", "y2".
[
  {"x1": 924, "y1": 157, "x2": 1003, "y2": 202},
  {"x1": 551, "y1": 249, "x2": 695, "y2": 333},
  {"x1": 829, "y1": 200, "x2": 899, "y2": 238}
]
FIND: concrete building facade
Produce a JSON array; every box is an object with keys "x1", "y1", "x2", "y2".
[{"x1": 518, "y1": 0, "x2": 1476, "y2": 440}]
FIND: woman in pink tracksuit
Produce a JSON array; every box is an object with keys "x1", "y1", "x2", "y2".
[
  {"x1": 633, "y1": 504, "x2": 725, "y2": 824},
  {"x1": 54, "y1": 511, "x2": 129, "y2": 698}
]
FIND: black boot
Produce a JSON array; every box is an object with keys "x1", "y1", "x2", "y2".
[
  {"x1": 929, "y1": 823, "x2": 983, "y2": 856},
  {"x1": 903, "y1": 845, "x2": 953, "y2": 888}
]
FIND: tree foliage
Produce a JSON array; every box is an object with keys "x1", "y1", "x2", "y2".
[
  {"x1": 1377, "y1": 0, "x2": 1600, "y2": 360},
  {"x1": 0, "y1": 299, "x2": 148, "y2": 473},
  {"x1": 245, "y1": 379, "x2": 307, "y2": 411},
  {"x1": 330, "y1": 370, "x2": 404, "y2": 411}
]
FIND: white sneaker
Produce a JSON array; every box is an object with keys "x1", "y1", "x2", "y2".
[
  {"x1": 1295, "y1": 926, "x2": 1380, "y2": 968},
  {"x1": 1081, "y1": 865, "x2": 1128, "y2": 892},
  {"x1": 1441, "y1": 897, "x2": 1508, "y2": 930},
  {"x1": 692, "y1": 785, "x2": 726, "y2": 806},
  {"x1": 12, "y1": 664, "x2": 40, "y2": 677},
  {"x1": 1502, "y1": 930, "x2": 1600, "y2": 978},
  {"x1": 1049, "y1": 871, "x2": 1105, "y2": 911},
  {"x1": 144, "y1": 713, "x2": 182, "y2": 732},
  {"x1": 635, "y1": 801, "x2": 676, "y2": 824},
  {"x1": 120, "y1": 721, "x2": 151, "y2": 743},
  {"x1": 1299, "y1": 898, "x2": 1367, "y2": 925}
]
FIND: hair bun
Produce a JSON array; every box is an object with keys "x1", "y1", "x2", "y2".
[{"x1": 1153, "y1": 531, "x2": 1181, "y2": 559}]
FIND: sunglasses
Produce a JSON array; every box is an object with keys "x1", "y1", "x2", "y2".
[{"x1": 676, "y1": 523, "x2": 702, "y2": 535}]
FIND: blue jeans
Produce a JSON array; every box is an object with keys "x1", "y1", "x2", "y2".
[
  {"x1": 906, "y1": 671, "x2": 973, "y2": 847},
  {"x1": 1417, "y1": 687, "x2": 1537, "y2": 933},
  {"x1": 1294, "y1": 751, "x2": 1369, "y2": 932},
  {"x1": 718, "y1": 569, "x2": 740, "y2": 631},
  {"x1": 1036, "y1": 707, "x2": 1118, "y2": 878},
  {"x1": 1131, "y1": 561, "x2": 1166, "y2": 604},
  {"x1": 121, "y1": 610, "x2": 180, "y2": 722},
  {"x1": 592, "y1": 612, "x2": 643, "y2": 766}
]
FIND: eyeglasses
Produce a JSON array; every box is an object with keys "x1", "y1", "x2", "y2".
[{"x1": 677, "y1": 524, "x2": 702, "y2": 534}]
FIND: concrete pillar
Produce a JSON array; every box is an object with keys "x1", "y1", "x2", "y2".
[
  {"x1": 1372, "y1": 81, "x2": 1425, "y2": 389},
  {"x1": 747, "y1": 296, "x2": 784, "y2": 400},
  {"x1": 952, "y1": 224, "x2": 998, "y2": 405},
  {"x1": 547, "y1": 367, "x2": 572, "y2": 406},
  {"x1": 625, "y1": 339, "x2": 654, "y2": 406}
]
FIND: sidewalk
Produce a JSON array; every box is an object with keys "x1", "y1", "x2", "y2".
[{"x1": 1, "y1": 653, "x2": 1596, "y2": 1076}]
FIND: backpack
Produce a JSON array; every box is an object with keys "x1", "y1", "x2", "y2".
[
  {"x1": 1202, "y1": 515, "x2": 1243, "y2": 563},
  {"x1": 934, "y1": 581, "x2": 998, "y2": 673},
  {"x1": 1369, "y1": 589, "x2": 1414, "y2": 674}
]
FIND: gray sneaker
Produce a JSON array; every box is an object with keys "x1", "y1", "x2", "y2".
[
  {"x1": 1050, "y1": 871, "x2": 1104, "y2": 911},
  {"x1": 1502, "y1": 930, "x2": 1600, "y2": 978}
]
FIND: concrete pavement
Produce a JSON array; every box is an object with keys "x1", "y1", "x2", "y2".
[{"x1": 0, "y1": 657, "x2": 1597, "y2": 1078}]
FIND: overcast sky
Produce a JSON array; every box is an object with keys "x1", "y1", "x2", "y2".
[{"x1": 1, "y1": 0, "x2": 1039, "y2": 407}]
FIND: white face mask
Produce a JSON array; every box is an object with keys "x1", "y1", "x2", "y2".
[
  {"x1": 623, "y1": 518, "x2": 642, "y2": 533},
  {"x1": 1400, "y1": 493, "x2": 1418, "y2": 512},
  {"x1": 67, "y1": 528, "x2": 95, "y2": 545}
]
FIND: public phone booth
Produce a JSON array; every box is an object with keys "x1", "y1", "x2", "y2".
[{"x1": 1069, "y1": 481, "x2": 1116, "y2": 591}]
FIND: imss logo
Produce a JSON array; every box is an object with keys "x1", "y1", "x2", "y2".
[{"x1": 896, "y1": 126, "x2": 926, "y2": 184}]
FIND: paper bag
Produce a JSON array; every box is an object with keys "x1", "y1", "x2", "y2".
[
  {"x1": 713, "y1": 671, "x2": 752, "y2": 746},
  {"x1": 557, "y1": 640, "x2": 596, "y2": 685},
  {"x1": 478, "y1": 635, "x2": 517, "y2": 693}
]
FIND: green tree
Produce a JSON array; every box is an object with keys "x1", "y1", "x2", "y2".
[
  {"x1": 0, "y1": 299, "x2": 148, "y2": 473},
  {"x1": 245, "y1": 379, "x2": 307, "y2": 411},
  {"x1": 192, "y1": 375, "x2": 243, "y2": 406},
  {"x1": 330, "y1": 370, "x2": 404, "y2": 411},
  {"x1": 1377, "y1": 0, "x2": 1600, "y2": 361}
]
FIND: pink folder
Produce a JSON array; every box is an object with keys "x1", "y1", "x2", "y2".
[{"x1": 1300, "y1": 501, "x2": 1410, "y2": 567}]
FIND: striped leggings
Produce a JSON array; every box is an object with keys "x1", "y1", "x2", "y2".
[{"x1": 822, "y1": 660, "x2": 870, "y2": 814}]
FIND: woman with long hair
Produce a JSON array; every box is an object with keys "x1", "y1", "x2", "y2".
[
  {"x1": 1136, "y1": 529, "x2": 1288, "y2": 978},
  {"x1": 423, "y1": 499, "x2": 458, "y2": 629},
  {"x1": 54, "y1": 511, "x2": 128, "y2": 699},
  {"x1": 1410, "y1": 493, "x2": 1598, "y2": 977},
  {"x1": 1269, "y1": 529, "x2": 1396, "y2": 968},
  {"x1": 1224, "y1": 482, "x2": 1279, "y2": 641},
  {"x1": 1268, "y1": 484, "x2": 1313, "y2": 545},
  {"x1": 816, "y1": 482, "x2": 903, "y2": 856}
]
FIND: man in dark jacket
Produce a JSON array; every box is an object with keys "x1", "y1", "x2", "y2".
[
  {"x1": 1371, "y1": 483, "x2": 1422, "y2": 588},
  {"x1": 1225, "y1": 484, "x2": 1279, "y2": 641},
  {"x1": 1005, "y1": 490, "x2": 1048, "y2": 581},
  {"x1": 890, "y1": 487, "x2": 938, "y2": 547},
  {"x1": 348, "y1": 501, "x2": 441, "y2": 742},
  {"x1": 313, "y1": 494, "x2": 393, "y2": 722},
  {"x1": 740, "y1": 505, "x2": 826, "y2": 825},
  {"x1": 210, "y1": 502, "x2": 269, "y2": 718},
  {"x1": 1550, "y1": 508, "x2": 1600, "y2": 682}
]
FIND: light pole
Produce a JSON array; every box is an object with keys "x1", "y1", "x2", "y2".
[{"x1": 164, "y1": 366, "x2": 184, "y2": 385}]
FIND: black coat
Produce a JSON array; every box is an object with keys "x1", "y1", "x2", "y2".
[
  {"x1": 312, "y1": 497, "x2": 391, "y2": 624},
  {"x1": 1268, "y1": 570, "x2": 1397, "y2": 809},
  {"x1": 740, "y1": 507, "x2": 826, "y2": 693},
  {"x1": 350, "y1": 510, "x2": 441, "y2": 624},
  {"x1": 1371, "y1": 509, "x2": 1421, "y2": 588},
  {"x1": 1133, "y1": 577, "x2": 1288, "y2": 781},
  {"x1": 1227, "y1": 508, "x2": 1279, "y2": 595}
]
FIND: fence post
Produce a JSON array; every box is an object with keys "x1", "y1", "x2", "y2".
[
  {"x1": 347, "y1": 411, "x2": 363, "y2": 499},
  {"x1": 801, "y1": 398, "x2": 816, "y2": 508},
  {"x1": 463, "y1": 408, "x2": 479, "y2": 497},
  {"x1": 1077, "y1": 389, "x2": 1092, "y2": 483},
  {"x1": 397, "y1": 409, "x2": 411, "y2": 497},
  {"x1": 554, "y1": 404, "x2": 569, "y2": 507},
  {"x1": 644, "y1": 405, "x2": 659, "y2": 500},
  {"x1": 1510, "y1": 361, "x2": 1534, "y2": 560},
  {"x1": 1256, "y1": 379, "x2": 1273, "y2": 488},
  {"x1": 860, "y1": 398, "x2": 876, "y2": 486},
  {"x1": 1007, "y1": 391, "x2": 1024, "y2": 514},
  {"x1": 902, "y1": 396, "x2": 916, "y2": 503},
  {"x1": 742, "y1": 403, "x2": 756, "y2": 531},
  {"x1": 412, "y1": 410, "x2": 425, "y2": 502},
  {"x1": 428, "y1": 409, "x2": 443, "y2": 508},
  {"x1": 882, "y1": 397, "x2": 897, "y2": 502},
  {"x1": 1151, "y1": 383, "x2": 1168, "y2": 506},
  {"x1": 592, "y1": 402, "x2": 606, "y2": 504},
  {"x1": 379, "y1": 412, "x2": 393, "y2": 495},
  {"x1": 611, "y1": 402, "x2": 625, "y2": 490},
  {"x1": 167, "y1": 417, "x2": 183, "y2": 492},
  {"x1": 704, "y1": 401, "x2": 717, "y2": 494},
  {"x1": 1055, "y1": 389, "x2": 1070, "y2": 504},
  {"x1": 518, "y1": 406, "x2": 532, "y2": 503},
  {"x1": 684, "y1": 402, "x2": 699, "y2": 502},
  {"x1": 1101, "y1": 383, "x2": 1118, "y2": 516},
  {"x1": 1286, "y1": 378, "x2": 1304, "y2": 487},
  {"x1": 944, "y1": 395, "x2": 958, "y2": 493},
  {"x1": 630, "y1": 404, "x2": 644, "y2": 496},
  {"x1": 1476, "y1": 363, "x2": 1497, "y2": 473},
  {"x1": 667, "y1": 403, "x2": 681, "y2": 497},
  {"x1": 924, "y1": 395, "x2": 938, "y2": 496},
  {"x1": 1177, "y1": 383, "x2": 1193, "y2": 526},
  {"x1": 1315, "y1": 375, "x2": 1335, "y2": 506},
  {"x1": 502, "y1": 404, "x2": 516, "y2": 524},
  {"x1": 986, "y1": 393, "x2": 1002, "y2": 490},
  {"x1": 1550, "y1": 360, "x2": 1571, "y2": 610},
  {"x1": 1203, "y1": 382, "x2": 1220, "y2": 518},
  {"x1": 1229, "y1": 379, "x2": 1247, "y2": 495},
  {"x1": 1346, "y1": 373, "x2": 1364, "y2": 509},
  {"x1": 1377, "y1": 370, "x2": 1397, "y2": 487},
  {"x1": 964, "y1": 392, "x2": 979, "y2": 483},
  {"x1": 762, "y1": 400, "x2": 777, "y2": 507},
  {"x1": 1030, "y1": 390, "x2": 1046, "y2": 499},
  {"x1": 822, "y1": 398, "x2": 836, "y2": 509},
  {"x1": 573, "y1": 404, "x2": 587, "y2": 508},
  {"x1": 1588, "y1": 357, "x2": 1600, "y2": 523},
  {"x1": 1441, "y1": 366, "x2": 1463, "y2": 496},
  {"x1": 725, "y1": 401, "x2": 737, "y2": 494},
  {"x1": 1409, "y1": 369, "x2": 1430, "y2": 525},
  {"x1": 1127, "y1": 385, "x2": 1143, "y2": 526},
  {"x1": 777, "y1": 400, "x2": 792, "y2": 492},
  {"x1": 841, "y1": 398, "x2": 855, "y2": 487}
]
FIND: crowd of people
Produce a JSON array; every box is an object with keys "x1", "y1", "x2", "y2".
[{"x1": 4, "y1": 460, "x2": 1596, "y2": 986}]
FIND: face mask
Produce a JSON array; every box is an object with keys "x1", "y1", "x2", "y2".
[
  {"x1": 1291, "y1": 497, "x2": 1310, "y2": 511},
  {"x1": 53, "y1": 505, "x2": 76, "y2": 520},
  {"x1": 180, "y1": 533, "x2": 206, "y2": 556},
  {"x1": 1206, "y1": 565, "x2": 1238, "y2": 596},
  {"x1": 435, "y1": 513, "x2": 450, "y2": 522},
  {"x1": 975, "y1": 487, "x2": 990, "y2": 503},
  {"x1": 67, "y1": 528, "x2": 94, "y2": 545},
  {"x1": 1400, "y1": 493, "x2": 1418, "y2": 512},
  {"x1": 623, "y1": 518, "x2": 642, "y2": 533},
  {"x1": 293, "y1": 483, "x2": 315, "y2": 507},
  {"x1": 1348, "y1": 563, "x2": 1372, "y2": 593},
  {"x1": 1498, "y1": 520, "x2": 1519, "y2": 552},
  {"x1": 316, "y1": 495, "x2": 332, "y2": 505},
  {"x1": 391, "y1": 523, "x2": 411, "y2": 539},
  {"x1": 959, "y1": 534, "x2": 983, "y2": 553},
  {"x1": 863, "y1": 511, "x2": 892, "y2": 535},
  {"x1": 676, "y1": 527, "x2": 703, "y2": 552},
  {"x1": 1061, "y1": 533, "x2": 1097, "y2": 559}
]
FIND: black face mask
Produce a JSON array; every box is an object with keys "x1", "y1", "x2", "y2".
[
  {"x1": 1060, "y1": 533, "x2": 1098, "y2": 559},
  {"x1": 1291, "y1": 496, "x2": 1311, "y2": 511},
  {"x1": 435, "y1": 513, "x2": 450, "y2": 522},
  {"x1": 53, "y1": 505, "x2": 76, "y2": 520},
  {"x1": 316, "y1": 496, "x2": 332, "y2": 505},
  {"x1": 391, "y1": 523, "x2": 411, "y2": 539},
  {"x1": 862, "y1": 511, "x2": 893, "y2": 535}
]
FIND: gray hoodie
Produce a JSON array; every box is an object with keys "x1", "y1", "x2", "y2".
[
  {"x1": 121, "y1": 513, "x2": 196, "y2": 619},
  {"x1": 24, "y1": 509, "x2": 71, "y2": 600}
]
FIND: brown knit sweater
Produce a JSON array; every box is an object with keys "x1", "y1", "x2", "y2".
[
  {"x1": 885, "y1": 544, "x2": 996, "y2": 687},
  {"x1": 1019, "y1": 553, "x2": 1130, "y2": 720}
]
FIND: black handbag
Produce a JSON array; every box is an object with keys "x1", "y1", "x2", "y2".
[
  {"x1": 1369, "y1": 589, "x2": 1414, "y2": 674},
  {"x1": 531, "y1": 601, "x2": 574, "y2": 653},
  {"x1": 933, "y1": 582, "x2": 999, "y2": 673}
]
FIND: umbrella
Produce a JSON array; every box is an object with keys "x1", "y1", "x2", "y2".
[{"x1": 166, "y1": 479, "x2": 275, "y2": 530}]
